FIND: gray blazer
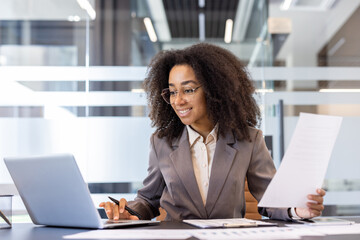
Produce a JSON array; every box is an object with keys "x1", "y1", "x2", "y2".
[{"x1": 128, "y1": 127, "x2": 291, "y2": 221}]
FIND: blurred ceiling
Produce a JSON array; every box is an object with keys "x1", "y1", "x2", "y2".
[
  {"x1": 1, "y1": 0, "x2": 360, "y2": 65},
  {"x1": 162, "y1": 0, "x2": 238, "y2": 39},
  {"x1": 0, "y1": 0, "x2": 261, "y2": 42}
]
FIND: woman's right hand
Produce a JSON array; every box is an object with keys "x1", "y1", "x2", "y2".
[{"x1": 99, "y1": 198, "x2": 139, "y2": 221}]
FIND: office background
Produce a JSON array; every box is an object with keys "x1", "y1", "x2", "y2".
[{"x1": 0, "y1": 0, "x2": 359, "y2": 217}]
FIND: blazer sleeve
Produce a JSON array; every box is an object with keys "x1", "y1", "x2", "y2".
[
  {"x1": 127, "y1": 134, "x2": 165, "y2": 220},
  {"x1": 246, "y1": 129, "x2": 292, "y2": 221}
]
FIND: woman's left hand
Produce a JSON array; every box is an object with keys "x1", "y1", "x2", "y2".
[{"x1": 295, "y1": 188, "x2": 326, "y2": 219}]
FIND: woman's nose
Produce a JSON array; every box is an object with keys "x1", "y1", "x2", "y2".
[{"x1": 173, "y1": 92, "x2": 186, "y2": 105}]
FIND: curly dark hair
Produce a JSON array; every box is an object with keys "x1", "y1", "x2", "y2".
[{"x1": 143, "y1": 43, "x2": 261, "y2": 143}]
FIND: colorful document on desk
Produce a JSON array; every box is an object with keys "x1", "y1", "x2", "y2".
[{"x1": 258, "y1": 113, "x2": 342, "y2": 208}]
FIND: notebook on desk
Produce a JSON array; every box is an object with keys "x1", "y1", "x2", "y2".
[{"x1": 4, "y1": 153, "x2": 158, "y2": 229}]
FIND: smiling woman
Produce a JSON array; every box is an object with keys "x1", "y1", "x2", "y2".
[
  {"x1": 99, "y1": 43, "x2": 326, "y2": 221},
  {"x1": 167, "y1": 64, "x2": 212, "y2": 138},
  {"x1": 143, "y1": 43, "x2": 261, "y2": 144}
]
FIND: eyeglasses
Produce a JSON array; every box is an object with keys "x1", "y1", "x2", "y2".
[{"x1": 161, "y1": 86, "x2": 201, "y2": 104}]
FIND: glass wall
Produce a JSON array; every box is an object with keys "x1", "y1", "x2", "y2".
[
  {"x1": 1, "y1": 0, "x2": 359, "y2": 216},
  {"x1": 264, "y1": 0, "x2": 360, "y2": 215},
  {"x1": 0, "y1": 0, "x2": 270, "y2": 214}
]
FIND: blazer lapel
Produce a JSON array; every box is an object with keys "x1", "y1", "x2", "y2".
[
  {"x1": 169, "y1": 129, "x2": 207, "y2": 218},
  {"x1": 205, "y1": 132, "x2": 237, "y2": 215}
]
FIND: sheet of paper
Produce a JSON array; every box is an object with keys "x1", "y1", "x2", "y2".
[
  {"x1": 308, "y1": 223, "x2": 360, "y2": 235},
  {"x1": 183, "y1": 218, "x2": 276, "y2": 228},
  {"x1": 258, "y1": 113, "x2": 342, "y2": 208},
  {"x1": 190, "y1": 227, "x2": 325, "y2": 239},
  {"x1": 64, "y1": 229, "x2": 192, "y2": 239},
  {"x1": 64, "y1": 227, "x2": 324, "y2": 240},
  {"x1": 63, "y1": 225, "x2": 360, "y2": 240},
  {"x1": 287, "y1": 223, "x2": 360, "y2": 235}
]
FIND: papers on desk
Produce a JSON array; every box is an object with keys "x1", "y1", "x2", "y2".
[
  {"x1": 288, "y1": 223, "x2": 360, "y2": 236},
  {"x1": 307, "y1": 223, "x2": 360, "y2": 235},
  {"x1": 190, "y1": 227, "x2": 325, "y2": 239},
  {"x1": 64, "y1": 229, "x2": 192, "y2": 239},
  {"x1": 258, "y1": 113, "x2": 342, "y2": 208},
  {"x1": 183, "y1": 218, "x2": 277, "y2": 228},
  {"x1": 63, "y1": 224, "x2": 360, "y2": 239},
  {"x1": 63, "y1": 227, "x2": 324, "y2": 239}
]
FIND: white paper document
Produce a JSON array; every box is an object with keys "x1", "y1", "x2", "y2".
[
  {"x1": 258, "y1": 113, "x2": 342, "y2": 208},
  {"x1": 63, "y1": 227, "x2": 324, "y2": 240},
  {"x1": 63, "y1": 225, "x2": 360, "y2": 240},
  {"x1": 308, "y1": 223, "x2": 360, "y2": 235},
  {"x1": 63, "y1": 229, "x2": 192, "y2": 239},
  {"x1": 190, "y1": 227, "x2": 308, "y2": 239},
  {"x1": 183, "y1": 218, "x2": 276, "y2": 228},
  {"x1": 287, "y1": 223, "x2": 360, "y2": 235}
]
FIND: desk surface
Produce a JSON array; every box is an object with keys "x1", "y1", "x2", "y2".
[{"x1": 1, "y1": 217, "x2": 360, "y2": 240}]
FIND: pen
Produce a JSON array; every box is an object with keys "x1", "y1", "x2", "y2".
[
  {"x1": 223, "y1": 221, "x2": 257, "y2": 228},
  {"x1": 0, "y1": 209, "x2": 11, "y2": 226},
  {"x1": 108, "y1": 196, "x2": 142, "y2": 220},
  {"x1": 223, "y1": 222, "x2": 257, "y2": 228}
]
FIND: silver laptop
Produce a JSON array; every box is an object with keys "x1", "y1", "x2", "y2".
[{"x1": 4, "y1": 153, "x2": 157, "y2": 229}]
